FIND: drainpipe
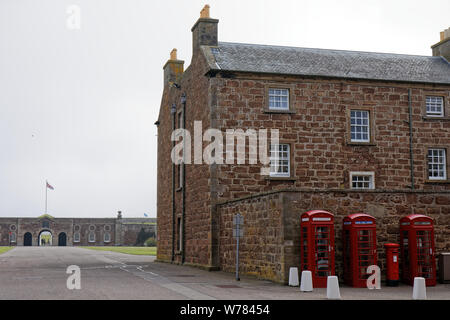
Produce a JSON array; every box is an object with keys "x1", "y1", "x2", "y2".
[
  {"x1": 171, "y1": 103, "x2": 177, "y2": 262},
  {"x1": 408, "y1": 89, "x2": 415, "y2": 190},
  {"x1": 181, "y1": 93, "x2": 187, "y2": 264}
]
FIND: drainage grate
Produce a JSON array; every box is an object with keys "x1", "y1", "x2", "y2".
[{"x1": 216, "y1": 285, "x2": 241, "y2": 289}]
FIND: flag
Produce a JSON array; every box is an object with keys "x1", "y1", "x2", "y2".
[
  {"x1": 46, "y1": 181, "x2": 54, "y2": 190},
  {"x1": 144, "y1": 213, "x2": 148, "y2": 218}
]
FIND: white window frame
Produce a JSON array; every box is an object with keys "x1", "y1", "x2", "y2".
[
  {"x1": 88, "y1": 232, "x2": 96, "y2": 243},
  {"x1": 270, "y1": 144, "x2": 291, "y2": 177},
  {"x1": 268, "y1": 88, "x2": 290, "y2": 111},
  {"x1": 10, "y1": 232, "x2": 16, "y2": 243},
  {"x1": 426, "y1": 96, "x2": 444, "y2": 117},
  {"x1": 428, "y1": 149, "x2": 447, "y2": 181},
  {"x1": 350, "y1": 110, "x2": 370, "y2": 143},
  {"x1": 104, "y1": 232, "x2": 111, "y2": 243},
  {"x1": 350, "y1": 172, "x2": 375, "y2": 190},
  {"x1": 74, "y1": 232, "x2": 80, "y2": 243}
]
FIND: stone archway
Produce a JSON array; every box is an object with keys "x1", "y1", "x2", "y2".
[
  {"x1": 24, "y1": 232, "x2": 32, "y2": 246},
  {"x1": 38, "y1": 230, "x2": 53, "y2": 246},
  {"x1": 58, "y1": 232, "x2": 67, "y2": 246}
]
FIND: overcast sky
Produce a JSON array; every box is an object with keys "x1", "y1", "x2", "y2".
[{"x1": 0, "y1": 0, "x2": 448, "y2": 218}]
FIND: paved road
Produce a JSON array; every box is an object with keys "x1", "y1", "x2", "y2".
[{"x1": 0, "y1": 247, "x2": 449, "y2": 300}]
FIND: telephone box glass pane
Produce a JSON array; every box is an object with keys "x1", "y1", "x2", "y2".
[
  {"x1": 344, "y1": 230, "x2": 351, "y2": 278},
  {"x1": 301, "y1": 227, "x2": 308, "y2": 270},
  {"x1": 402, "y1": 231, "x2": 410, "y2": 274},
  {"x1": 357, "y1": 229, "x2": 374, "y2": 280},
  {"x1": 315, "y1": 226, "x2": 330, "y2": 277},
  {"x1": 416, "y1": 230, "x2": 433, "y2": 279}
]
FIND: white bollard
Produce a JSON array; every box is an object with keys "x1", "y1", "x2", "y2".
[
  {"x1": 289, "y1": 267, "x2": 299, "y2": 287},
  {"x1": 413, "y1": 277, "x2": 427, "y2": 300},
  {"x1": 327, "y1": 276, "x2": 341, "y2": 300},
  {"x1": 300, "y1": 271, "x2": 313, "y2": 292}
]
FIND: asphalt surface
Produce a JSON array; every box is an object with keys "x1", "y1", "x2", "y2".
[{"x1": 0, "y1": 247, "x2": 449, "y2": 300}]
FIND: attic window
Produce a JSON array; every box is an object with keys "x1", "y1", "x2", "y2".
[{"x1": 269, "y1": 88, "x2": 290, "y2": 110}]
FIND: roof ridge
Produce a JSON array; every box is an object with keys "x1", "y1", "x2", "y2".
[{"x1": 218, "y1": 41, "x2": 438, "y2": 59}]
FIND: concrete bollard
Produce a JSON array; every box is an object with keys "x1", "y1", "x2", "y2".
[
  {"x1": 327, "y1": 276, "x2": 341, "y2": 300},
  {"x1": 289, "y1": 267, "x2": 299, "y2": 287},
  {"x1": 300, "y1": 271, "x2": 313, "y2": 292},
  {"x1": 413, "y1": 277, "x2": 427, "y2": 300}
]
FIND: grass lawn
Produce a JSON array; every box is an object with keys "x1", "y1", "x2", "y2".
[
  {"x1": 81, "y1": 246, "x2": 157, "y2": 256},
  {"x1": 0, "y1": 247, "x2": 13, "y2": 255}
]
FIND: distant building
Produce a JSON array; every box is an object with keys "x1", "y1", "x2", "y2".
[
  {"x1": 156, "y1": 6, "x2": 450, "y2": 283},
  {"x1": 0, "y1": 213, "x2": 156, "y2": 247}
]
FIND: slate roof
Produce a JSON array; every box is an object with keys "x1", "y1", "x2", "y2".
[{"x1": 202, "y1": 42, "x2": 450, "y2": 84}]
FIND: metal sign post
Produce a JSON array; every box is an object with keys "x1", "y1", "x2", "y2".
[{"x1": 233, "y1": 214, "x2": 244, "y2": 281}]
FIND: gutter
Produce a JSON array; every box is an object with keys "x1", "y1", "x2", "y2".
[
  {"x1": 171, "y1": 105, "x2": 176, "y2": 262},
  {"x1": 181, "y1": 94, "x2": 186, "y2": 264},
  {"x1": 408, "y1": 89, "x2": 415, "y2": 190}
]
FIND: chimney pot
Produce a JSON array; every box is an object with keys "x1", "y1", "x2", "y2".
[
  {"x1": 200, "y1": 5, "x2": 210, "y2": 18},
  {"x1": 170, "y1": 48, "x2": 178, "y2": 61}
]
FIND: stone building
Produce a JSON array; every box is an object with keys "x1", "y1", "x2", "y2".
[
  {"x1": 0, "y1": 213, "x2": 156, "y2": 247},
  {"x1": 156, "y1": 6, "x2": 450, "y2": 283}
]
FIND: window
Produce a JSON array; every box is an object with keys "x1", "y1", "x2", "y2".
[
  {"x1": 428, "y1": 149, "x2": 447, "y2": 180},
  {"x1": 42, "y1": 221, "x2": 49, "y2": 229},
  {"x1": 268, "y1": 88, "x2": 289, "y2": 110},
  {"x1": 350, "y1": 110, "x2": 370, "y2": 143},
  {"x1": 10, "y1": 232, "x2": 16, "y2": 243},
  {"x1": 104, "y1": 232, "x2": 111, "y2": 243},
  {"x1": 88, "y1": 232, "x2": 96, "y2": 243},
  {"x1": 350, "y1": 172, "x2": 375, "y2": 190},
  {"x1": 426, "y1": 96, "x2": 444, "y2": 117},
  {"x1": 74, "y1": 232, "x2": 80, "y2": 243},
  {"x1": 270, "y1": 144, "x2": 290, "y2": 177},
  {"x1": 177, "y1": 111, "x2": 184, "y2": 189},
  {"x1": 178, "y1": 165, "x2": 183, "y2": 189},
  {"x1": 178, "y1": 111, "x2": 184, "y2": 129},
  {"x1": 177, "y1": 217, "x2": 182, "y2": 252}
]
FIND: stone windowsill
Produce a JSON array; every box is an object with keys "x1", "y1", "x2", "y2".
[
  {"x1": 346, "y1": 142, "x2": 377, "y2": 147},
  {"x1": 422, "y1": 116, "x2": 450, "y2": 121},
  {"x1": 263, "y1": 109, "x2": 296, "y2": 114},
  {"x1": 265, "y1": 176, "x2": 297, "y2": 182},
  {"x1": 425, "y1": 180, "x2": 450, "y2": 184}
]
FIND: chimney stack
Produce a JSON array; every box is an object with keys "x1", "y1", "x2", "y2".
[
  {"x1": 191, "y1": 5, "x2": 219, "y2": 55},
  {"x1": 163, "y1": 48, "x2": 184, "y2": 87},
  {"x1": 432, "y1": 27, "x2": 450, "y2": 61}
]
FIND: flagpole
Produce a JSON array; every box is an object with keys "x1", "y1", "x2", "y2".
[{"x1": 45, "y1": 181, "x2": 48, "y2": 215}]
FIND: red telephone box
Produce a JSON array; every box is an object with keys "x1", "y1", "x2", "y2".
[
  {"x1": 400, "y1": 215, "x2": 436, "y2": 287},
  {"x1": 300, "y1": 210, "x2": 335, "y2": 288},
  {"x1": 343, "y1": 213, "x2": 377, "y2": 288}
]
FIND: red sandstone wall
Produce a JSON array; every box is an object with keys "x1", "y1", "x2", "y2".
[
  {"x1": 213, "y1": 75, "x2": 450, "y2": 199},
  {"x1": 218, "y1": 190, "x2": 450, "y2": 284}
]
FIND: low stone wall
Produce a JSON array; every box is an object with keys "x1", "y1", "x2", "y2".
[{"x1": 217, "y1": 189, "x2": 450, "y2": 284}]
